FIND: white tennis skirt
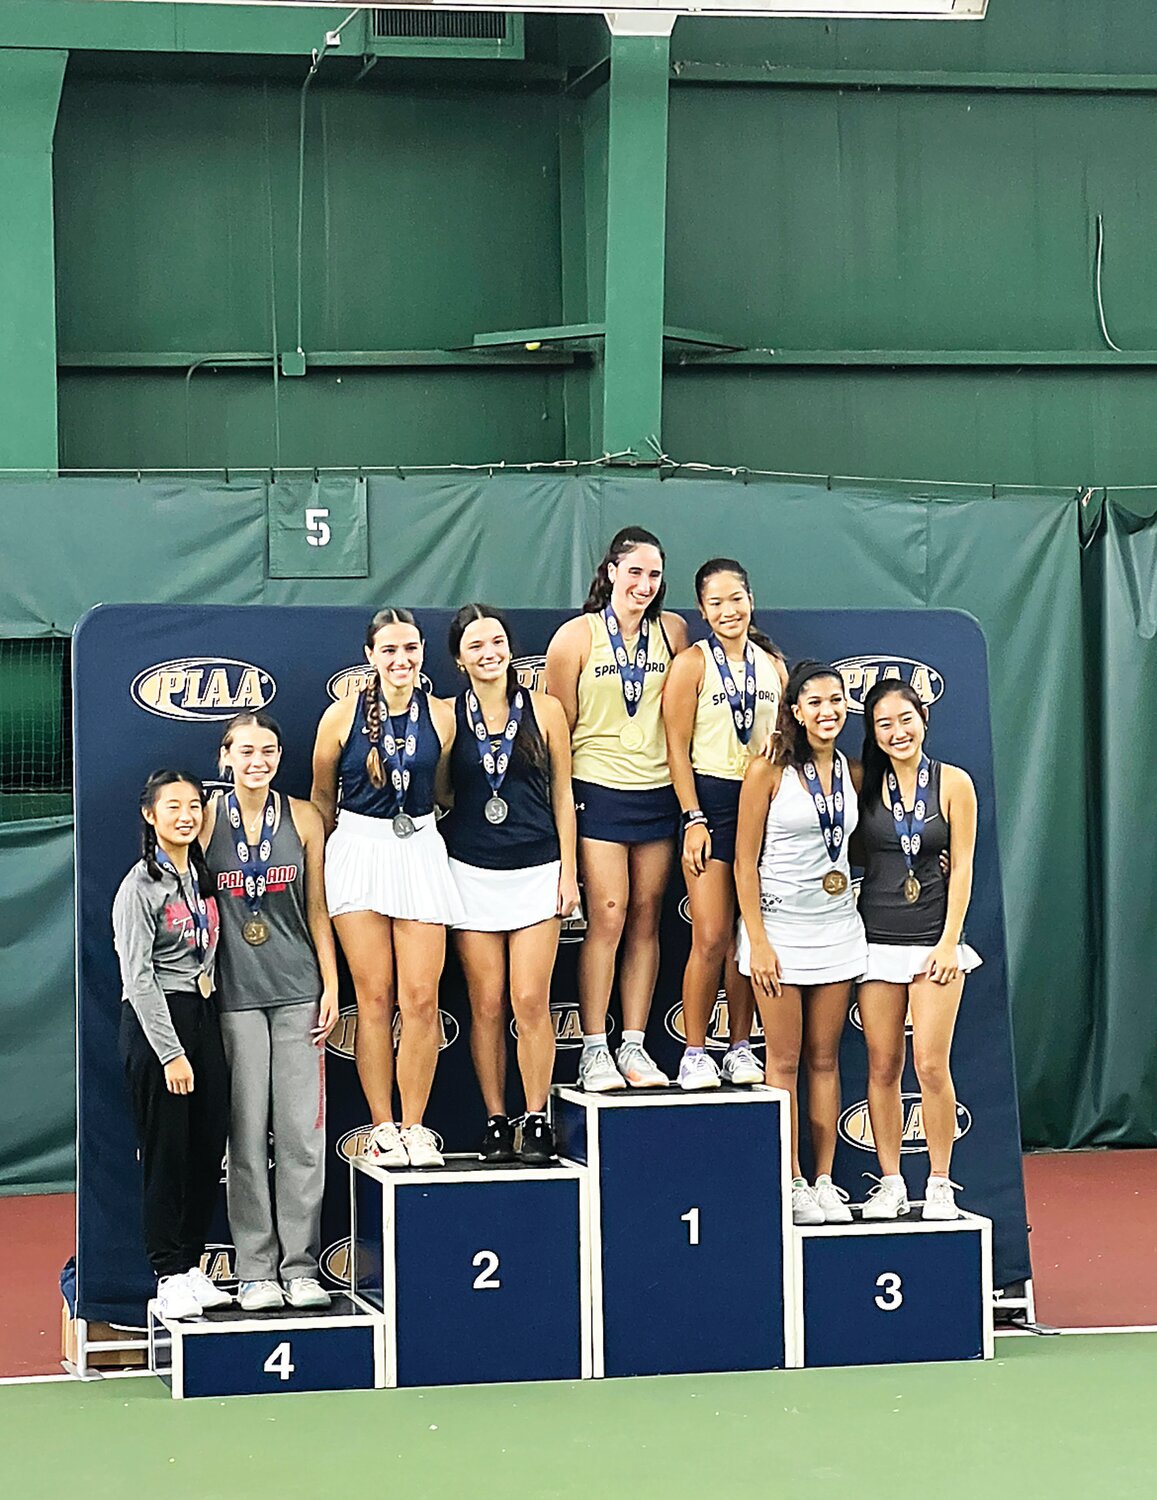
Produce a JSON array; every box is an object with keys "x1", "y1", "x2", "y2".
[
  {"x1": 449, "y1": 859, "x2": 561, "y2": 934},
  {"x1": 326, "y1": 810, "x2": 466, "y2": 926},
  {"x1": 861, "y1": 942, "x2": 983, "y2": 985},
  {"x1": 736, "y1": 918, "x2": 868, "y2": 988}
]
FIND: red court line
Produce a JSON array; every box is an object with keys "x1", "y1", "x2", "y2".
[
  {"x1": 0, "y1": 1193, "x2": 75, "y2": 1378},
  {"x1": 1024, "y1": 1148, "x2": 1157, "y2": 1328}
]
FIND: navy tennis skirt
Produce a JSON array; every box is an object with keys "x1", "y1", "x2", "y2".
[
  {"x1": 694, "y1": 772, "x2": 742, "y2": 865},
  {"x1": 573, "y1": 779, "x2": 680, "y2": 846}
]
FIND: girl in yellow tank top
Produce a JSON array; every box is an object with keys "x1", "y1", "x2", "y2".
[
  {"x1": 546, "y1": 527, "x2": 688, "y2": 1092},
  {"x1": 664, "y1": 558, "x2": 787, "y2": 1092}
]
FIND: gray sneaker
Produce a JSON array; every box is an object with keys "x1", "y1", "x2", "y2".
[
  {"x1": 284, "y1": 1277, "x2": 332, "y2": 1310},
  {"x1": 579, "y1": 1045, "x2": 627, "y2": 1093},
  {"x1": 237, "y1": 1279, "x2": 284, "y2": 1312},
  {"x1": 720, "y1": 1044, "x2": 763, "y2": 1086},
  {"x1": 615, "y1": 1041, "x2": 669, "y2": 1088}
]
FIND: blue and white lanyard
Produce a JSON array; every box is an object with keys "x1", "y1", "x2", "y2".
[
  {"x1": 226, "y1": 789, "x2": 276, "y2": 917},
  {"x1": 887, "y1": 755, "x2": 930, "y2": 876},
  {"x1": 603, "y1": 606, "x2": 649, "y2": 718},
  {"x1": 465, "y1": 689, "x2": 523, "y2": 795},
  {"x1": 381, "y1": 694, "x2": 423, "y2": 815},
  {"x1": 155, "y1": 848, "x2": 211, "y2": 959},
  {"x1": 801, "y1": 755, "x2": 846, "y2": 866},
  {"x1": 707, "y1": 632, "x2": 757, "y2": 745}
]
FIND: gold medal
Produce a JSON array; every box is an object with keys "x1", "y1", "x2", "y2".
[
  {"x1": 822, "y1": 869, "x2": 849, "y2": 896},
  {"x1": 904, "y1": 873, "x2": 921, "y2": 904},
  {"x1": 621, "y1": 721, "x2": 645, "y2": 752},
  {"x1": 196, "y1": 972, "x2": 213, "y2": 998},
  {"x1": 242, "y1": 916, "x2": 271, "y2": 946}
]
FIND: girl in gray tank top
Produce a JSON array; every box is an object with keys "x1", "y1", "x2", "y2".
[{"x1": 202, "y1": 711, "x2": 339, "y2": 1314}]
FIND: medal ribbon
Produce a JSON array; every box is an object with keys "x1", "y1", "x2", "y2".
[
  {"x1": 381, "y1": 694, "x2": 423, "y2": 817},
  {"x1": 887, "y1": 754, "x2": 930, "y2": 880},
  {"x1": 226, "y1": 789, "x2": 276, "y2": 918},
  {"x1": 155, "y1": 848, "x2": 212, "y2": 962},
  {"x1": 465, "y1": 689, "x2": 523, "y2": 797},
  {"x1": 801, "y1": 755, "x2": 846, "y2": 866},
  {"x1": 707, "y1": 632, "x2": 757, "y2": 745},
  {"x1": 603, "y1": 606, "x2": 649, "y2": 719}
]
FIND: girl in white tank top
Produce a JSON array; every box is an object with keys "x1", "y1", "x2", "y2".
[{"x1": 734, "y1": 661, "x2": 867, "y2": 1228}]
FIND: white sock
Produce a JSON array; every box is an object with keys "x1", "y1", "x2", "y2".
[
  {"x1": 622, "y1": 1029, "x2": 645, "y2": 1047},
  {"x1": 582, "y1": 1033, "x2": 607, "y2": 1052}
]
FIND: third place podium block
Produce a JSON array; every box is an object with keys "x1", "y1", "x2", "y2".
[
  {"x1": 351, "y1": 1157, "x2": 591, "y2": 1388},
  {"x1": 793, "y1": 1209, "x2": 994, "y2": 1368},
  {"x1": 553, "y1": 1085, "x2": 795, "y2": 1378}
]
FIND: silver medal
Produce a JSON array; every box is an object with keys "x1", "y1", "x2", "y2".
[
  {"x1": 484, "y1": 795, "x2": 509, "y2": 826},
  {"x1": 392, "y1": 812, "x2": 417, "y2": 839}
]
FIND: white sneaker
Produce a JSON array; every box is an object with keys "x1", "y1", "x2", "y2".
[
  {"x1": 720, "y1": 1044, "x2": 763, "y2": 1086},
  {"x1": 862, "y1": 1174, "x2": 910, "y2": 1220},
  {"x1": 615, "y1": 1041, "x2": 669, "y2": 1088},
  {"x1": 237, "y1": 1279, "x2": 285, "y2": 1312},
  {"x1": 284, "y1": 1277, "x2": 332, "y2": 1310},
  {"x1": 401, "y1": 1124, "x2": 445, "y2": 1168},
  {"x1": 156, "y1": 1273, "x2": 201, "y2": 1321},
  {"x1": 814, "y1": 1174, "x2": 853, "y2": 1223},
  {"x1": 579, "y1": 1045, "x2": 627, "y2": 1093},
  {"x1": 922, "y1": 1176, "x2": 962, "y2": 1220},
  {"x1": 185, "y1": 1264, "x2": 233, "y2": 1309},
  {"x1": 791, "y1": 1181, "x2": 825, "y2": 1226},
  {"x1": 365, "y1": 1121, "x2": 408, "y2": 1167},
  {"x1": 678, "y1": 1051, "x2": 721, "y2": 1091}
]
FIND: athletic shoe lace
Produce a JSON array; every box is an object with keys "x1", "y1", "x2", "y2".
[
  {"x1": 817, "y1": 1180, "x2": 850, "y2": 1205},
  {"x1": 406, "y1": 1125, "x2": 438, "y2": 1150}
]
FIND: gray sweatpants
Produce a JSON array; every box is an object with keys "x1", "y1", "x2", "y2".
[{"x1": 220, "y1": 1002, "x2": 326, "y2": 1283}]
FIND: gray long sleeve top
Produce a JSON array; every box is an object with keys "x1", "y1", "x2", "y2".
[{"x1": 111, "y1": 860, "x2": 219, "y2": 1064}]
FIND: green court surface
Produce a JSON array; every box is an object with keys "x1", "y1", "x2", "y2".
[{"x1": 1, "y1": 1335, "x2": 1152, "y2": 1499}]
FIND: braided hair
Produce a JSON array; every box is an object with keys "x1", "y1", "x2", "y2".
[
  {"x1": 771, "y1": 661, "x2": 848, "y2": 770},
  {"x1": 583, "y1": 527, "x2": 667, "y2": 622},
  {"x1": 448, "y1": 603, "x2": 547, "y2": 772},
  {"x1": 362, "y1": 607, "x2": 421, "y2": 790},
  {"x1": 693, "y1": 557, "x2": 783, "y2": 661},
  {"x1": 139, "y1": 769, "x2": 211, "y2": 889}
]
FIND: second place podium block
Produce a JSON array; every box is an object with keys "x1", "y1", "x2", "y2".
[
  {"x1": 553, "y1": 1085, "x2": 795, "y2": 1378},
  {"x1": 352, "y1": 1157, "x2": 591, "y2": 1388}
]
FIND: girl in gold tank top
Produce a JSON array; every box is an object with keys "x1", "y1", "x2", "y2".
[
  {"x1": 664, "y1": 559, "x2": 787, "y2": 1092},
  {"x1": 546, "y1": 527, "x2": 687, "y2": 1092}
]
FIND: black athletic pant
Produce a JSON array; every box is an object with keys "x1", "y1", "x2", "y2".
[{"x1": 119, "y1": 993, "x2": 229, "y2": 1280}]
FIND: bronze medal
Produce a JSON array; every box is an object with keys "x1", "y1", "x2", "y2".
[
  {"x1": 242, "y1": 916, "x2": 271, "y2": 946},
  {"x1": 196, "y1": 972, "x2": 213, "y2": 998},
  {"x1": 904, "y1": 873, "x2": 921, "y2": 904},
  {"x1": 822, "y1": 869, "x2": 849, "y2": 897}
]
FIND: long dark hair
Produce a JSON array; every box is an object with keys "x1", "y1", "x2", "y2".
[
  {"x1": 694, "y1": 557, "x2": 783, "y2": 661},
  {"x1": 583, "y1": 526, "x2": 667, "y2": 621},
  {"x1": 772, "y1": 660, "x2": 847, "y2": 770},
  {"x1": 218, "y1": 710, "x2": 283, "y2": 780},
  {"x1": 139, "y1": 769, "x2": 212, "y2": 890},
  {"x1": 362, "y1": 607, "x2": 421, "y2": 790},
  {"x1": 860, "y1": 680, "x2": 929, "y2": 808},
  {"x1": 448, "y1": 603, "x2": 547, "y2": 772}
]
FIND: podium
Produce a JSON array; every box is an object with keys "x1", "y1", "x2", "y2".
[
  {"x1": 791, "y1": 1208, "x2": 994, "y2": 1368},
  {"x1": 552, "y1": 1085, "x2": 795, "y2": 1377},
  {"x1": 351, "y1": 1156, "x2": 591, "y2": 1387},
  {"x1": 147, "y1": 1295, "x2": 385, "y2": 1398}
]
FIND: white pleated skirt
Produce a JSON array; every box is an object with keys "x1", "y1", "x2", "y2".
[
  {"x1": 326, "y1": 810, "x2": 465, "y2": 926},
  {"x1": 861, "y1": 942, "x2": 983, "y2": 985},
  {"x1": 736, "y1": 917, "x2": 868, "y2": 987},
  {"x1": 449, "y1": 859, "x2": 561, "y2": 934}
]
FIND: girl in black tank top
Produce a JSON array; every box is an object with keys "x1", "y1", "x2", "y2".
[
  {"x1": 855, "y1": 682, "x2": 981, "y2": 1224},
  {"x1": 446, "y1": 605, "x2": 579, "y2": 1165}
]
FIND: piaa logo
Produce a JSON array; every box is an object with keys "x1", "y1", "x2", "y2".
[
  {"x1": 512, "y1": 654, "x2": 547, "y2": 692},
  {"x1": 679, "y1": 896, "x2": 692, "y2": 925},
  {"x1": 326, "y1": 1007, "x2": 459, "y2": 1059},
  {"x1": 833, "y1": 656, "x2": 945, "y2": 716},
  {"x1": 511, "y1": 1006, "x2": 614, "y2": 1050},
  {"x1": 838, "y1": 1092, "x2": 972, "y2": 1155},
  {"x1": 198, "y1": 1243, "x2": 238, "y2": 1287},
  {"x1": 338, "y1": 1124, "x2": 444, "y2": 1161},
  {"x1": 320, "y1": 1238, "x2": 351, "y2": 1289},
  {"x1": 328, "y1": 666, "x2": 434, "y2": 700},
  {"x1": 665, "y1": 992, "x2": 765, "y2": 1052},
  {"x1": 132, "y1": 658, "x2": 276, "y2": 721}
]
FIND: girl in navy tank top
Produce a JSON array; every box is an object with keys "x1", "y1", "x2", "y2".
[
  {"x1": 855, "y1": 681, "x2": 981, "y2": 1224},
  {"x1": 444, "y1": 604, "x2": 578, "y2": 1166},
  {"x1": 311, "y1": 608, "x2": 462, "y2": 1171}
]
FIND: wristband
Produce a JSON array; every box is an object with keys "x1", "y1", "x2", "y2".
[{"x1": 682, "y1": 809, "x2": 708, "y2": 830}]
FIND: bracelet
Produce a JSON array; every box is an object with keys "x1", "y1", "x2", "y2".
[{"x1": 682, "y1": 809, "x2": 708, "y2": 830}]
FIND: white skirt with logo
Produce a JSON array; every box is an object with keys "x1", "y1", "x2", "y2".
[
  {"x1": 448, "y1": 859, "x2": 561, "y2": 933},
  {"x1": 326, "y1": 809, "x2": 465, "y2": 926},
  {"x1": 861, "y1": 943, "x2": 983, "y2": 985},
  {"x1": 736, "y1": 911, "x2": 868, "y2": 987}
]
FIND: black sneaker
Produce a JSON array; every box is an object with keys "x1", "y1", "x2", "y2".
[
  {"x1": 479, "y1": 1115, "x2": 516, "y2": 1163},
  {"x1": 519, "y1": 1114, "x2": 556, "y2": 1166}
]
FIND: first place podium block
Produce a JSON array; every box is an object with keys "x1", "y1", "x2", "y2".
[
  {"x1": 352, "y1": 1157, "x2": 591, "y2": 1388},
  {"x1": 793, "y1": 1208, "x2": 994, "y2": 1368},
  {"x1": 553, "y1": 1085, "x2": 795, "y2": 1378},
  {"x1": 148, "y1": 1295, "x2": 385, "y2": 1398}
]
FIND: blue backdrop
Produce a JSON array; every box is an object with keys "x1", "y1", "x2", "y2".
[{"x1": 74, "y1": 603, "x2": 1030, "y2": 1323}]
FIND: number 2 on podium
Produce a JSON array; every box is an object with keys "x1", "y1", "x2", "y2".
[{"x1": 680, "y1": 1207, "x2": 700, "y2": 1246}]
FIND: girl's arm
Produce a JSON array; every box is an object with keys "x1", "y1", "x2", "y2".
[
  {"x1": 310, "y1": 697, "x2": 353, "y2": 837},
  {"x1": 928, "y1": 765, "x2": 979, "y2": 984},
  {"x1": 537, "y1": 691, "x2": 580, "y2": 916},
  {"x1": 112, "y1": 878, "x2": 192, "y2": 1091},
  {"x1": 663, "y1": 647, "x2": 710, "y2": 876},
  {"x1": 544, "y1": 617, "x2": 587, "y2": 734},
  {"x1": 734, "y1": 758, "x2": 784, "y2": 997},
  {"x1": 291, "y1": 797, "x2": 340, "y2": 1044}
]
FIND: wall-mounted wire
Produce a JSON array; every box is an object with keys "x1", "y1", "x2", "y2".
[{"x1": 1095, "y1": 213, "x2": 1124, "y2": 354}]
